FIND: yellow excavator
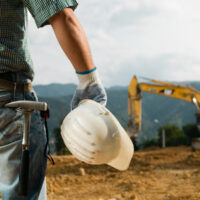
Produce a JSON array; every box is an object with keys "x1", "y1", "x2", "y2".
[{"x1": 127, "y1": 75, "x2": 200, "y2": 150}]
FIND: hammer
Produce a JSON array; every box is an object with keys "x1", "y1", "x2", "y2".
[{"x1": 5, "y1": 100, "x2": 48, "y2": 197}]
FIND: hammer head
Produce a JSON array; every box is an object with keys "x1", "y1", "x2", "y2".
[{"x1": 5, "y1": 100, "x2": 48, "y2": 111}]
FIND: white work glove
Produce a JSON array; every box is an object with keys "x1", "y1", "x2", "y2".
[{"x1": 71, "y1": 68, "x2": 107, "y2": 110}]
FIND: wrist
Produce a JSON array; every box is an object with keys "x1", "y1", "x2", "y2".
[
  {"x1": 76, "y1": 67, "x2": 96, "y2": 75},
  {"x1": 76, "y1": 68, "x2": 100, "y2": 88}
]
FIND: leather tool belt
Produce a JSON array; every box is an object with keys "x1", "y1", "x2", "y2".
[{"x1": 0, "y1": 72, "x2": 33, "y2": 93}]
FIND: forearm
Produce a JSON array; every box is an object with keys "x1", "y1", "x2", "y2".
[
  {"x1": 49, "y1": 8, "x2": 107, "y2": 108},
  {"x1": 49, "y1": 8, "x2": 95, "y2": 72}
]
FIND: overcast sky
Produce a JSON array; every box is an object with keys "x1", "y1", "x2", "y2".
[{"x1": 28, "y1": 0, "x2": 200, "y2": 87}]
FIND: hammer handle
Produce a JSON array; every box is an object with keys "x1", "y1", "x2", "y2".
[
  {"x1": 5, "y1": 101, "x2": 48, "y2": 111},
  {"x1": 18, "y1": 149, "x2": 29, "y2": 197}
]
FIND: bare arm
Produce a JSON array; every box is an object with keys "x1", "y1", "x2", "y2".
[
  {"x1": 49, "y1": 8, "x2": 95, "y2": 72},
  {"x1": 49, "y1": 8, "x2": 107, "y2": 108}
]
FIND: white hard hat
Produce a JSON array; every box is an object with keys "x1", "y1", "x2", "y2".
[{"x1": 61, "y1": 99, "x2": 134, "y2": 171}]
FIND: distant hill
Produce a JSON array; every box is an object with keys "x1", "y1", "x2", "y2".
[
  {"x1": 107, "y1": 85, "x2": 128, "y2": 90},
  {"x1": 33, "y1": 81, "x2": 200, "y2": 153},
  {"x1": 33, "y1": 83, "x2": 76, "y2": 97}
]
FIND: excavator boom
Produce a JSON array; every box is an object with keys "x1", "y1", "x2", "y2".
[
  {"x1": 140, "y1": 83, "x2": 200, "y2": 107},
  {"x1": 128, "y1": 76, "x2": 142, "y2": 134},
  {"x1": 128, "y1": 76, "x2": 200, "y2": 135}
]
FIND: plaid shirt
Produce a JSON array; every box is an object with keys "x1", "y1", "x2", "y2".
[{"x1": 0, "y1": 0, "x2": 78, "y2": 80}]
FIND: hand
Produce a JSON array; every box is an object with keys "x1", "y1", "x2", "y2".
[{"x1": 71, "y1": 68, "x2": 107, "y2": 110}]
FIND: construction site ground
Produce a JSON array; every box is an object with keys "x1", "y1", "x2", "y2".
[{"x1": 0, "y1": 146, "x2": 199, "y2": 200}]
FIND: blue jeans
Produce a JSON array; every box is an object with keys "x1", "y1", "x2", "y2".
[{"x1": 0, "y1": 89, "x2": 47, "y2": 200}]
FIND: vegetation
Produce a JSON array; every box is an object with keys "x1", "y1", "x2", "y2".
[
  {"x1": 182, "y1": 123, "x2": 199, "y2": 143},
  {"x1": 54, "y1": 126, "x2": 71, "y2": 155},
  {"x1": 142, "y1": 123, "x2": 199, "y2": 148},
  {"x1": 157, "y1": 125, "x2": 189, "y2": 146}
]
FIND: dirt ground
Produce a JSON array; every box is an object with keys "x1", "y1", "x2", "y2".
[
  {"x1": 46, "y1": 146, "x2": 200, "y2": 200},
  {"x1": 0, "y1": 146, "x2": 199, "y2": 200}
]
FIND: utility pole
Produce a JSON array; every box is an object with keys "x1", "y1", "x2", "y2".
[
  {"x1": 154, "y1": 119, "x2": 166, "y2": 148},
  {"x1": 162, "y1": 128, "x2": 166, "y2": 148}
]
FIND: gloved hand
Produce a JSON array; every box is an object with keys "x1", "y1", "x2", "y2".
[{"x1": 71, "y1": 68, "x2": 107, "y2": 110}]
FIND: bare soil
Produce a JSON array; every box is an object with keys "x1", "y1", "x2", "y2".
[
  {"x1": 46, "y1": 146, "x2": 200, "y2": 200},
  {"x1": 0, "y1": 146, "x2": 199, "y2": 200}
]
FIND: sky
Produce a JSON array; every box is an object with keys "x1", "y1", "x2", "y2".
[{"x1": 28, "y1": 0, "x2": 200, "y2": 87}]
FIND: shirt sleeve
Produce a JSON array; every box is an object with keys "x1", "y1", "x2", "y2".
[{"x1": 22, "y1": 0, "x2": 78, "y2": 28}]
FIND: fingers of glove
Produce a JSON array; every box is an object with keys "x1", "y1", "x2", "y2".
[{"x1": 71, "y1": 83, "x2": 107, "y2": 110}]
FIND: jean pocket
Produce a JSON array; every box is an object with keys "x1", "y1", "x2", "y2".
[{"x1": 0, "y1": 107, "x2": 23, "y2": 146}]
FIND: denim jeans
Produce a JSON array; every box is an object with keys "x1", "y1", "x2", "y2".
[{"x1": 0, "y1": 88, "x2": 47, "y2": 200}]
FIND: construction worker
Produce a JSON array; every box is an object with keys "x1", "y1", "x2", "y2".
[{"x1": 0, "y1": 1, "x2": 106, "y2": 200}]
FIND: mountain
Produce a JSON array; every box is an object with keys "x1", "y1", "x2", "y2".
[
  {"x1": 33, "y1": 82, "x2": 200, "y2": 152},
  {"x1": 33, "y1": 83, "x2": 76, "y2": 97}
]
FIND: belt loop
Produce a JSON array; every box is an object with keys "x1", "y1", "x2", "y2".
[
  {"x1": 23, "y1": 82, "x2": 25, "y2": 100},
  {"x1": 13, "y1": 82, "x2": 16, "y2": 101},
  {"x1": 14, "y1": 72, "x2": 17, "y2": 101},
  {"x1": 16, "y1": 73, "x2": 19, "y2": 82}
]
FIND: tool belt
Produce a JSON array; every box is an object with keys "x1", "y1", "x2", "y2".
[{"x1": 0, "y1": 72, "x2": 33, "y2": 93}]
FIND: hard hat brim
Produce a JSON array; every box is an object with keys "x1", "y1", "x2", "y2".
[{"x1": 106, "y1": 109, "x2": 134, "y2": 171}]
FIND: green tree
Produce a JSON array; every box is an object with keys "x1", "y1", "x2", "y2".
[
  {"x1": 54, "y1": 127, "x2": 71, "y2": 155},
  {"x1": 143, "y1": 138, "x2": 159, "y2": 148},
  {"x1": 158, "y1": 125, "x2": 188, "y2": 146},
  {"x1": 182, "y1": 123, "x2": 199, "y2": 144}
]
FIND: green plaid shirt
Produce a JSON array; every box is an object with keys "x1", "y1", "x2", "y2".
[{"x1": 0, "y1": 0, "x2": 78, "y2": 80}]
